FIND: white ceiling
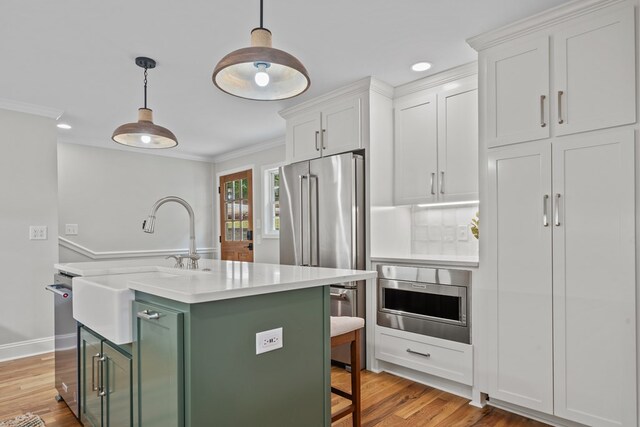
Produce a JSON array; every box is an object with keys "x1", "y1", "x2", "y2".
[{"x1": 1, "y1": 0, "x2": 568, "y2": 161}]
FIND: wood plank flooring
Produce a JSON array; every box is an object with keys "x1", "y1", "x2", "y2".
[{"x1": 0, "y1": 353, "x2": 547, "y2": 426}]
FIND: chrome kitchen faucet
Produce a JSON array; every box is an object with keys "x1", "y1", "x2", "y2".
[{"x1": 143, "y1": 196, "x2": 200, "y2": 269}]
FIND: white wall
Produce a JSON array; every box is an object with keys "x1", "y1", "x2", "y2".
[
  {"x1": 213, "y1": 143, "x2": 285, "y2": 264},
  {"x1": 57, "y1": 143, "x2": 215, "y2": 261},
  {"x1": 0, "y1": 109, "x2": 59, "y2": 360}
]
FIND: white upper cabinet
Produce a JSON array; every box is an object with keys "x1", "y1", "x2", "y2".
[
  {"x1": 394, "y1": 93, "x2": 438, "y2": 205},
  {"x1": 393, "y1": 70, "x2": 479, "y2": 205},
  {"x1": 553, "y1": 7, "x2": 636, "y2": 136},
  {"x1": 437, "y1": 84, "x2": 478, "y2": 202},
  {"x1": 283, "y1": 94, "x2": 363, "y2": 164},
  {"x1": 552, "y1": 130, "x2": 636, "y2": 427},
  {"x1": 486, "y1": 37, "x2": 550, "y2": 147}
]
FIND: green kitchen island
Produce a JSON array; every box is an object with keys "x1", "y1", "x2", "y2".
[{"x1": 65, "y1": 259, "x2": 375, "y2": 427}]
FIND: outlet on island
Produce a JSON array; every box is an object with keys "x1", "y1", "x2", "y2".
[{"x1": 256, "y1": 327, "x2": 283, "y2": 355}]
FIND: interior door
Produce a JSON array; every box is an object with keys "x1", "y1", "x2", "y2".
[
  {"x1": 552, "y1": 129, "x2": 636, "y2": 427},
  {"x1": 80, "y1": 327, "x2": 103, "y2": 427},
  {"x1": 553, "y1": 6, "x2": 635, "y2": 136},
  {"x1": 487, "y1": 141, "x2": 553, "y2": 414},
  {"x1": 220, "y1": 169, "x2": 254, "y2": 262},
  {"x1": 485, "y1": 37, "x2": 549, "y2": 147}
]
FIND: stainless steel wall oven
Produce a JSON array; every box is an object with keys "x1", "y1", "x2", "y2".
[{"x1": 377, "y1": 265, "x2": 470, "y2": 344}]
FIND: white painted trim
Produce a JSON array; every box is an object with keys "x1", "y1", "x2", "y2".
[
  {"x1": 57, "y1": 139, "x2": 216, "y2": 164},
  {"x1": 261, "y1": 161, "x2": 284, "y2": 239},
  {"x1": 212, "y1": 137, "x2": 285, "y2": 163},
  {"x1": 0, "y1": 336, "x2": 54, "y2": 362},
  {"x1": 278, "y1": 76, "x2": 393, "y2": 119},
  {"x1": 393, "y1": 62, "x2": 478, "y2": 98},
  {"x1": 488, "y1": 399, "x2": 586, "y2": 427},
  {"x1": 0, "y1": 98, "x2": 63, "y2": 120},
  {"x1": 59, "y1": 237, "x2": 215, "y2": 260},
  {"x1": 215, "y1": 164, "x2": 256, "y2": 258},
  {"x1": 466, "y1": 0, "x2": 628, "y2": 51}
]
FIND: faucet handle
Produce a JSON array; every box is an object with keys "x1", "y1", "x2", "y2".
[
  {"x1": 184, "y1": 253, "x2": 200, "y2": 270},
  {"x1": 165, "y1": 255, "x2": 185, "y2": 269}
]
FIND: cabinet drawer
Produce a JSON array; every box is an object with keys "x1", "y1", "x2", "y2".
[{"x1": 375, "y1": 328, "x2": 472, "y2": 385}]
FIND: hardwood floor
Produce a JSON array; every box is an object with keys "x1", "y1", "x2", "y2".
[{"x1": 0, "y1": 353, "x2": 547, "y2": 426}]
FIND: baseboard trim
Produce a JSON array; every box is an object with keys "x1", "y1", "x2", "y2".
[
  {"x1": 0, "y1": 336, "x2": 54, "y2": 362},
  {"x1": 59, "y1": 236, "x2": 216, "y2": 260},
  {"x1": 488, "y1": 398, "x2": 587, "y2": 427}
]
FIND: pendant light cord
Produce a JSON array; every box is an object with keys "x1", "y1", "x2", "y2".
[
  {"x1": 143, "y1": 67, "x2": 148, "y2": 109},
  {"x1": 259, "y1": 0, "x2": 264, "y2": 28}
]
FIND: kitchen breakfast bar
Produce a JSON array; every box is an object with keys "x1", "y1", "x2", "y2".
[{"x1": 54, "y1": 259, "x2": 376, "y2": 427}]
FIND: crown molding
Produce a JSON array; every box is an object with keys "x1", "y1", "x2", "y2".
[
  {"x1": 211, "y1": 137, "x2": 286, "y2": 163},
  {"x1": 59, "y1": 236, "x2": 215, "y2": 260},
  {"x1": 0, "y1": 98, "x2": 63, "y2": 120},
  {"x1": 279, "y1": 76, "x2": 393, "y2": 119},
  {"x1": 393, "y1": 62, "x2": 478, "y2": 98},
  {"x1": 466, "y1": 0, "x2": 629, "y2": 51}
]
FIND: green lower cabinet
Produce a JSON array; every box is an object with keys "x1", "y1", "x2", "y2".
[
  {"x1": 133, "y1": 301, "x2": 184, "y2": 427},
  {"x1": 80, "y1": 326, "x2": 133, "y2": 427},
  {"x1": 134, "y1": 286, "x2": 331, "y2": 427}
]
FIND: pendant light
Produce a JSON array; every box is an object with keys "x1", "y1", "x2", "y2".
[
  {"x1": 212, "y1": 0, "x2": 310, "y2": 101},
  {"x1": 112, "y1": 57, "x2": 178, "y2": 149}
]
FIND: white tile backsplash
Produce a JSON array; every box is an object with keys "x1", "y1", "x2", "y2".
[{"x1": 411, "y1": 204, "x2": 479, "y2": 257}]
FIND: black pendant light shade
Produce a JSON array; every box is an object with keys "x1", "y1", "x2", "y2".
[
  {"x1": 212, "y1": 1, "x2": 310, "y2": 101},
  {"x1": 112, "y1": 57, "x2": 178, "y2": 149}
]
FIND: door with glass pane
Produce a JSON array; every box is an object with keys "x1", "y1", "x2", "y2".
[{"x1": 219, "y1": 169, "x2": 253, "y2": 262}]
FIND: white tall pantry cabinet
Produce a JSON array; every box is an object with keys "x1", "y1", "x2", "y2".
[{"x1": 469, "y1": 1, "x2": 638, "y2": 426}]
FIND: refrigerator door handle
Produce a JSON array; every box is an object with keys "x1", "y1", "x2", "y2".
[
  {"x1": 309, "y1": 174, "x2": 319, "y2": 267},
  {"x1": 298, "y1": 174, "x2": 308, "y2": 266}
]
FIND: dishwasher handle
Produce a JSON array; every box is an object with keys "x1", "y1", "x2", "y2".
[{"x1": 45, "y1": 284, "x2": 71, "y2": 299}]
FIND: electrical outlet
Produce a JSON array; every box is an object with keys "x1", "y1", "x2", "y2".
[
  {"x1": 457, "y1": 225, "x2": 469, "y2": 241},
  {"x1": 65, "y1": 224, "x2": 78, "y2": 235},
  {"x1": 256, "y1": 327, "x2": 283, "y2": 355},
  {"x1": 29, "y1": 226, "x2": 47, "y2": 240}
]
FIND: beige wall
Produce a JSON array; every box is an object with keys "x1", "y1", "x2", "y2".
[
  {"x1": 57, "y1": 143, "x2": 215, "y2": 261},
  {"x1": 0, "y1": 109, "x2": 59, "y2": 360}
]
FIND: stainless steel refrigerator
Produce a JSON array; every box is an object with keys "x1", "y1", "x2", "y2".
[{"x1": 279, "y1": 152, "x2": 365, "y2": 366}]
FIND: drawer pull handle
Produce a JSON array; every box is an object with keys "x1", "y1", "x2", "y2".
[
  {"x1": 137, "y1": 309, "x2": 160, "y2": 320},
  {"x1": 406, "y1": 348, "x2": 431, "y2": 358}
]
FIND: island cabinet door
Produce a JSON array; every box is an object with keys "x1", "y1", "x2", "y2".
[
  {"x1": 134, "y1": 301, "x2": 184, "y2": 427},
  {"x1": 80, "y1": 327, "x2": 103, "y2": 427},
  {"x1": 103, "y1": 342, "x2": 132, "y2": 427}
]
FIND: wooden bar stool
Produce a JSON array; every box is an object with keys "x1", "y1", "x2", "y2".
[{"x1": 330, "y1": 316, "x2": 365, "y2": 426}]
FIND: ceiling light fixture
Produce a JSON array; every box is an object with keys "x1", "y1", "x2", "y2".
[
  {"x1": 411, "y1": 62, "x2": 432, "y2": 72},
  {"x1": 212, "y1": 0, "x2": 310, "y2": 101},
  {"x1": 112, "y1": 57, "x2": 178, "y2": 149},
  {"x1": 57, "y1": 123, "x2": 72, "y2": 130}
]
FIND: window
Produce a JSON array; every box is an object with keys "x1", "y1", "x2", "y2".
[{"x1": 263, "y1": 165, "x2": 281, "y2": 237}]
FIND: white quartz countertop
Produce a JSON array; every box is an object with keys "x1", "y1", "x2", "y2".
[
  {"x1": 60, "y1": 259, "x2": 376, "y2": 304},
  {"x1": 370, "y1": 254, "x2": 479, "y2": 268}
]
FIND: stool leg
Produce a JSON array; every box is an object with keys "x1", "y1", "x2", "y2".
[{"x1": 351, "y1": 329, "x2": 361, "y2": 427}]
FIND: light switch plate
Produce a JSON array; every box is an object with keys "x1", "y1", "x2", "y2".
[
  {"x1": 256, "y1": 327, "x2": 283, "y2": 355},
  {"x1": 29, "y1": 226, "x2": 47, "y2": 240},
  {"x1": 65, "y1": 224, "x2": 78, "y2": 235},
  {"x1": 457, "y1": 225, "x2": 469, "y2": 241}
]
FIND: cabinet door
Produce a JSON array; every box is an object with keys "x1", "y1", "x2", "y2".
[
  {"x1": 320, "y1": 97, "x2": 361, "y2": 157},
  {"x1": 552, "y1": 130, "x2": 636, "y2": 427},
  {"x1": 554, "y1": 6, "x2": 636, "y2": 136},
  {"x1": 80, "y1": 327, "x2": 103, "y2": 427},
  {"x1": 134, "y1": 301, "x2": 184, "y2": 427},
  {"x1": 394, "y1": 93, "x2": 438, "y2": 205},
  {"x1": 286, "y1": 111, "x2": 321, "y2": 163},
  {"x1": 485, "y1": 37, "x2": 550, "y2": 147},
  {"x1": 487, "y1": 142, "x2": 553, "y2": 414},
  {"x1": 103, "y1": 342, "x2": 132, "y2": 427},
  {"x1": 437, "y1": 84, "x2": 478, "y2": 202}
]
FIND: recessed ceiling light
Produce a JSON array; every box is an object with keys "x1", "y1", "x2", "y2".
[
  {"x1": 411, "y1": 62, "x2": 432, "y2": 72},
  {"x1": 57, "y1": 123, "x2": 72, "y2": 130}
]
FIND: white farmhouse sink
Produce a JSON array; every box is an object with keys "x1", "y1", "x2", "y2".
[{"x1": 73, "y1": 272, "x2": 179, "y2": 344}]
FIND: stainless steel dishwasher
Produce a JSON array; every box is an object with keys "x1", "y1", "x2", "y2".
[{"x1": 45, "y1": 273, "x2": 79, "y2": 418}]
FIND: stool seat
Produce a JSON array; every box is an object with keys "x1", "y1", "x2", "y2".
[
  {"x1": 330, "y1": 316, "x2": 364, "y2": 426},
  {"x1": 330, "y1": 316, "x2": 365, "y2": 337}
]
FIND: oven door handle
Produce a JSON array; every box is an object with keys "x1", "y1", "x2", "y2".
[{"x1": 330, "y1": 293, "x2": 349, "y2": 300}]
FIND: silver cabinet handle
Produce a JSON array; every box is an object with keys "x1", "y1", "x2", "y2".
[
  {"x1": 97, "y1": 356, "x2": 106, "y2": 397},
  {"x1": 406, "y1": 348, "x2": 431, "y2": 358},
  {"x1": 543, "y1": 194, "x2": 549, "y2": 227},
  {"x1": 137, "y1": 309, "x2": 160, "y2": 320},
  {"x1": 558, "y1": 91, "x2": 564, "y2": 124},
  {"x1": 430, "y1": 173, "x2": 435, "y2": 195},
  {"x1": 554, "y1": 193, "x2": 561, "y2": 226},
  {"x1": 322, "y1": 129, "x2": 327, "y2": 150},
  {"x1": 439, "y1": 171, "x2": 445, "y2": 194},
  {"x1": 91, "y1": 353, "x2": 100, "y2": 392},
  {"x1": 314, "y1": 131, "x2": 319, "y2": 151},
  {"x1": 540, "y1": 95, "x2": 547, "y2": 127}
]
